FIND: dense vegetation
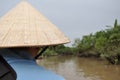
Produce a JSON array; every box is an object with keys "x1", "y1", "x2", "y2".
[{"x1": 43, "y1": 20, "x2": 120, "y2": 65}]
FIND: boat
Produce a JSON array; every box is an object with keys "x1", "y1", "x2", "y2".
[{"x1": 0, "y1": 48, "x2": 65, "y2": 80}]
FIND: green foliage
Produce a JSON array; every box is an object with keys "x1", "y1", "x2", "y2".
[
  {"x1": 42, "y1": 49, "x2": 58, "y2": 57},
  {"x1": 72, "y1": 38, "x2": 81, "y2": 47},
  {"x1": 43, "y1": 44, "x2": 77, "y2": 56},
  {"x1": 94, "y1": 30, "x2": 108, "y2": 54},
  {"x1": 54, "y1": 45, "x2": 79, "y2": 55},
  {"x1": 114, "y1": 19, "x2": 118, "y2": 28},
  {"x1": 73, "y1": 19, "x2": 120, "y2": 64},
  {"x1": 77, "y1": 34, "x2": 95, "y2": 51},
  {"x1": 94, "y1": 35, "x2": 107, "y2": 53}
]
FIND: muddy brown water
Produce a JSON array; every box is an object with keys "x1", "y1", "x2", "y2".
[{"x1": 37, "y1": 56, "x2": 120, "y2": 80}]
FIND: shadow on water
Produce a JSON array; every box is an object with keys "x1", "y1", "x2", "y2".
[{"x1": 37, "y1": 56, "x2": 120, "y2": 80}]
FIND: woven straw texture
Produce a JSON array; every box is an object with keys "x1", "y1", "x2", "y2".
[{"x1": 0, "y1": 1, "x2": 70, "y2": 48}]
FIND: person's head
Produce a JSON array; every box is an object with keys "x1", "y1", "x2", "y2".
[{"x1": 9, "y1": 47, "x2": 41, "y2": 57}]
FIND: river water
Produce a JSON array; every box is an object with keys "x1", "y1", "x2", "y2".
[{"x1": 37, "y1": 56, "x2": 120, "y2": 80}]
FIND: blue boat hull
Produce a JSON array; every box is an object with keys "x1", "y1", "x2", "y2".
[{"x1": 0, "y1": 49, "x2": 65, "y2": 80}]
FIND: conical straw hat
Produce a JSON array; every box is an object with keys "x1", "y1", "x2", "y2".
[{"x1": 0, "y1": 1, "x2": 70, "y2": 48}]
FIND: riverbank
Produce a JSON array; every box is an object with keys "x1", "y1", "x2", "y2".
[{"x1": 42, "y1": 46, "x2": 118, "y2": 65}]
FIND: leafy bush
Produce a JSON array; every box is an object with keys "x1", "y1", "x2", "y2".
[{"x1": 42, "y1": 49, "x2": 58, "y2": 57}]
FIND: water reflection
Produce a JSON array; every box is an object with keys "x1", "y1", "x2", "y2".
[{"x1": 37, "y1": 56, "x2": 120, "y2": 80}]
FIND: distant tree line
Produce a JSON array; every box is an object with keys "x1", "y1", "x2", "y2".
[{"x1": 43, "y1": 20, "x2": 120, "y2": 65}]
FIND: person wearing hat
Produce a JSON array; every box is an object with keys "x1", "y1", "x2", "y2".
[{"x1": 0, "y1": 0, "x2": 69, "y2": 80}]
